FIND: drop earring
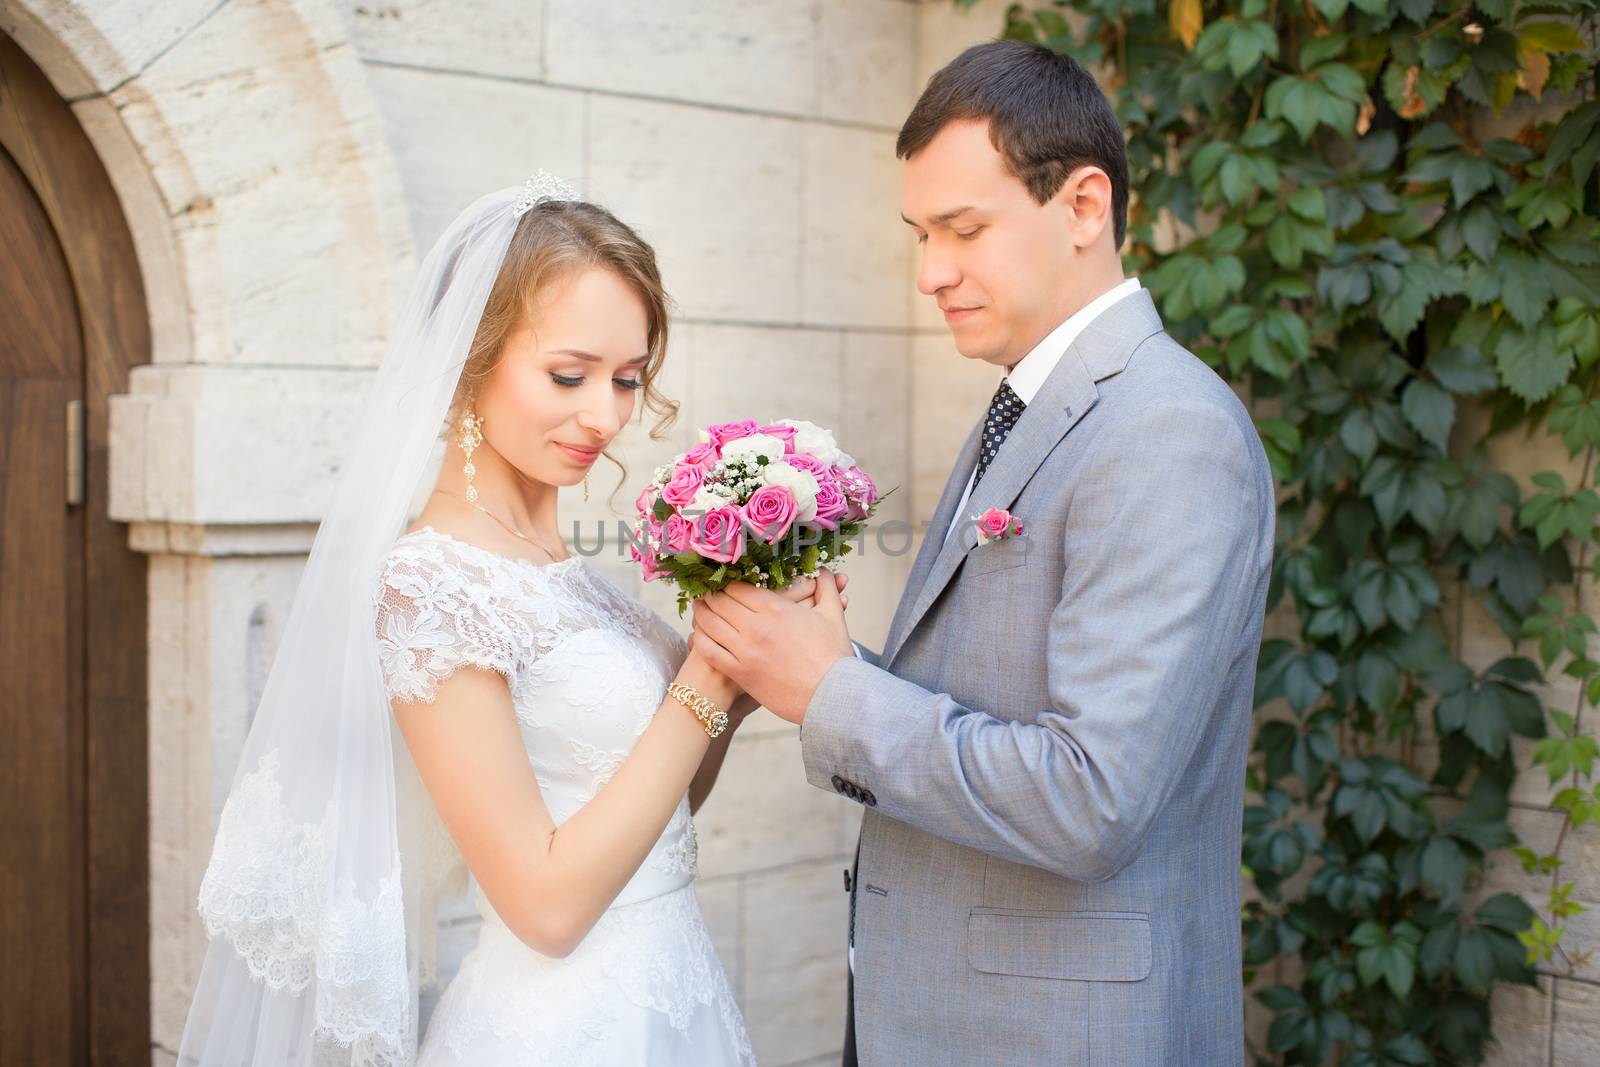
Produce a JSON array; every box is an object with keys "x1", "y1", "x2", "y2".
[
  {"x1": 459, "y1": 410, "x2": 484, "y2": 504},
  {"x1": 582, "y1": 473, "x2": 590, "y2": 502}
]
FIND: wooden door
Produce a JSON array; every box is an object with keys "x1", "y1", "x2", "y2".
[
  {"x1": 0, "y1": 126, "x2": 87, "y2": 1067},
  {"x1": 0, "y1": 31, "x2": 150, "y2": 1065}
]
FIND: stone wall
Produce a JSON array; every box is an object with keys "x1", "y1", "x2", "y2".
[{"x1": 338, "y1": 3, "x2": 933, "y2": 1063}]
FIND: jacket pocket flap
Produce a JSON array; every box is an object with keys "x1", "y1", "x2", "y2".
[
  {"x1": 963, "y1": 537, "x2": 1030, "y2": 576},
  {"x1": 967, "y1": 908, "x2": 1152, "y2": 982}
]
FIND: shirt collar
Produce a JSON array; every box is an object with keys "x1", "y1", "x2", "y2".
[{"x1": 1002, "y1": 277, "x2": 1143, "y2": 404}]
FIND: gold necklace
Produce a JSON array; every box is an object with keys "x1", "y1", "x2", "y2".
[{"x1": 432, "y1": 489, "x2": 563, "y2": 561}]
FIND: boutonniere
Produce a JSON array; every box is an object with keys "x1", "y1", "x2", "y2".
[{"x1": 972, "y1": 506, "x2": 1025, "y2": 546}]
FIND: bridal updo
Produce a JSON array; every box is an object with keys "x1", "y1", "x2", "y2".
[{"x1": 448, "y1": 198, "x2": 680, "y2": 487}]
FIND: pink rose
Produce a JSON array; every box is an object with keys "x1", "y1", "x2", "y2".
[
  {"x1": 812, "y1": 480, "x2": 849, "y2": 530},
  {"x1": 663, "y1": 513, "x2": 693, "y2": 553},
  {"x1": 689, "y1": 504, "x2": 746, "y2": 564},
  {"x1": 681, "y1": 441, "x2": 719, "y2": 470},
  {"x1": 784, "y1": 453, "x2": 831, "y2": 479},
  {"x1": 630, "y1": 536, "x2": 669, "y2": 583},
  {"x1": 635, "y1": 482, "x2": 658, "y2": 518},
  {"x1": 836, "y1": 465, "x2": 877, "y2": 520},
  {"x1": 706, "y1": 419, "x2": 760, "y2": 451},
  {"x1": 758, "y1": 424, "x2": 798, "y2": 453},
  {"x1": 974, "y1": 507, "x2": 1022, "y2": 544},
  {"x1": 977, "y1": 508, "x2": 1012, "y2": 538},
  {"x1": 740, "y1": 485, "x2": 799, "y2": 543},
  {"x1": 660, "y1": 462, "x2": 706, "y2": 508}
]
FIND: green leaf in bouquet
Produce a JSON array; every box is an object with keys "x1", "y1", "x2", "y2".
[{"x1": 653, "y1": 498, "x2": 673, "y2": 522}]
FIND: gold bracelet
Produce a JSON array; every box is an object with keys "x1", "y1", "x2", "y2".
[{"x1": 667, "y1": 681, "x2": 730, "y2": 738}]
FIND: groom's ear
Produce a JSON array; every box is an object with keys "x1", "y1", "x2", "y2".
[{"x1": 1055, "y1": 165, "x2": 1116, "y2": 250}]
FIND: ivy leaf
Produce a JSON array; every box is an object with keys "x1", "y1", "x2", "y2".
[
  {"x1": 1401, "y1": 378, "x2": 1455, "y2": 449},
  {"x1": 1376, "y1": 254, "x2": 1462, "y2": 341},
  {"x1": 1289, "y1": 186, "x2": 1328, "y2": 223},
  {"x1": 1317, "y1": 261, "x2": 1373, "y2": 311},
  {"x1": 1459, "y1": 202, "x2": 1506, "y2": 261},
  {"x1": 1518, "y1": 21, "x2": 1588, "y2": 55},
  {"x1": 1475, "y1": 892, "x2": 1535, "y2": 934},
  {"x1": 1383, "y1": 1034, "x2": 1430, "y2": 1065},
  {"x1": 1429, "y1": 344, "x2": 1499, "y2": 394},
  {"x1": 1454, "y1": 927, "x2": 1497, "y2": 991},
  {"x1": 1257, "y1": 417, "x2": 1303, "y2": 481},
  {"x1": 1493, "y1": 251, "x2": 1557, "y2": 329},
  {"x1": 1547, "y1": 99, "x2": 1600, "y2": 186},
  {"x1": 1554, "y1": 298, "x2": 1600, "y2": 369},
  {"x1": 1266, "y1": 63, "x2": 1367, "y2": 142},
  {"x1": 1420, "y1": 836, "x2": 1468, "y2": 903},
  {"x1": 1169, "y1": 0, "x2": 1204, "y2": 52},
  {"x1": 1340, "y1": 408, "x2": 1379, "y2": 466},
  {"x1": 1547, "y1": 384, "x2": 1600, "y2": 456},
  {"x1": 1496, "y1": 322, "x2": 1573, "y2": 404},
  {"x1": 1300, "y1": 33, "x2": 1349, "y2": 73},
  {"x1": 1435, "y1": 992, "x2": 1491, "y2": 1061},
  {"x1": 1421, "y1": 922, "x2": 1461, "y2": 979}
]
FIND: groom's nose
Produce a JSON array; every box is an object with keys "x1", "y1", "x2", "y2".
[{"x1": 916, "y1": 242, "x2": 961, "y2": 297}]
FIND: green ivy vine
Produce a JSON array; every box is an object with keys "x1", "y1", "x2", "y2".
[{"x1": 964, "y1": 1, "x2": 1599, "y2": 1063}]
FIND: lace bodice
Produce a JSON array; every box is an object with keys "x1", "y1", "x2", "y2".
[
  {"x1": 372, "y1": 528, "x2": 754, "y2": 1066},
  {"x1": 375, "y1": 527, "x2": 700, "y2": 910}
]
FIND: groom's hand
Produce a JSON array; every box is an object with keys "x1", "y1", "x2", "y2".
[{"x1": 691, "y1": 569, "x2": 854, "y2": 725}]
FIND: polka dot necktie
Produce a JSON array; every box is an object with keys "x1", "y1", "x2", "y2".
[{"x1": 974, "y1": 379, "x2": 1025, "y2": 487}]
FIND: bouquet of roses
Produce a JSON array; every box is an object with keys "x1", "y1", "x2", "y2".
[{"x1": 631, "y1": 418, "x2": 888, "y2": 614}]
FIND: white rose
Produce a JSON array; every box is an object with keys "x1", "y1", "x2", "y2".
[
  {"x1": 719, "y1": 433, "x2": 788, "y2": 466},
  {"x1": 689, "y1": 484, "x2": 736, "y2": 514},
  {"x1": 760, "y1": 461, "x2": 819, "y2": 522},
  {"x1": 778, "y1": 418, "x2": 841, "y2": 465}
]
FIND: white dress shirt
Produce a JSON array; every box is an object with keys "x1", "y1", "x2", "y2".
[{"x1": 942, "y1": 277, "x2": 1143, "y2": 546}]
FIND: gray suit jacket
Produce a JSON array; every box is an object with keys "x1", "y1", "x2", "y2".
[{"x1": 801, "y1": 289, "x2": 1274, "y2": 1066}]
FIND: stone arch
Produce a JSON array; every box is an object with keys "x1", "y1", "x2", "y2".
[
  {"x1": 0, "y1": 2, "x2": 416, "y2": 1056},
  {"x1": 2, "y1": 0, "x2": 414, "y2": 377}
]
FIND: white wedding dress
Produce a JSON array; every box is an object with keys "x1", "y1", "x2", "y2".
[{"x1": 374, "y1": 525, "x2": 756, "y2": 1067}]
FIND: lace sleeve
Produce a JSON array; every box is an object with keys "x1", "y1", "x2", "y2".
[
  {"x1": 642, "y1": 608, "x2": 689, "y2": 670},
  {"x1": 375, "y1": 549, "x2": 520, "y2": 705}
]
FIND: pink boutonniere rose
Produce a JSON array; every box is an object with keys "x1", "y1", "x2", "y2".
[{"x1": 973, "y1": 506, "x2": 1024, "y2": 546}]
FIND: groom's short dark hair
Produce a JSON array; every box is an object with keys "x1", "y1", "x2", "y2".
[{"x1": 898, "y1": 40, "x2": 1129, "y2": 248}]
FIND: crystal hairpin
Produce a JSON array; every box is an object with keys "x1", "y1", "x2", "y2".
[{"x1": 512, "y1": 170, "x2": 579, "y2": 217}]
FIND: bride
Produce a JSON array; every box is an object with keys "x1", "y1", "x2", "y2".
[{"x1": 178, "y1": 175, "x2": 841, "y2": 1065}]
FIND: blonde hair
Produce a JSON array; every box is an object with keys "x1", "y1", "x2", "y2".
[{"x1": 449, "y1": 200, "x2": 678, "y2": 496}]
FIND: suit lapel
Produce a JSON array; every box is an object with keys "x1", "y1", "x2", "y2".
[
  {"x1": 879, "y1": 421, "x2": 983, "y2": 664},
  {"x1": 879, "y1": 289, "x2": 1166, "y2": 671}
]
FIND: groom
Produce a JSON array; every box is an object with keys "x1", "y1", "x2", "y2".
[{"x1": 691, "y1": 41, "x2": 1273, "y2": 1066}]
